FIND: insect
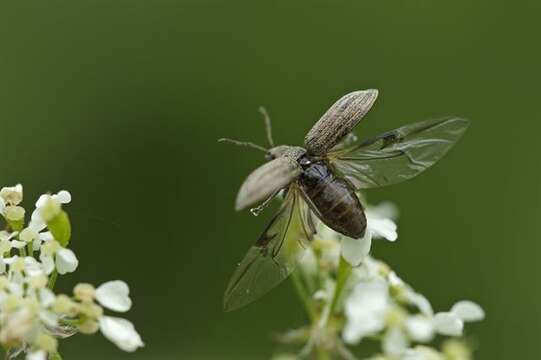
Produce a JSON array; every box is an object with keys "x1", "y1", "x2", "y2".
[{"x1": 220, "y1": 89, "x2": 469, "y2": 311}]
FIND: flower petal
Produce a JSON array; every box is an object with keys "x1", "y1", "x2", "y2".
[
  {"x1": 368, "y1": 217, "x2": 397, "y2": 241},
  {"x1": 433, "y1": 312, "x2": 463, "y2": 336},
  {"x1": 450, "y1": 300, "x2": 485, "y2": 322},
  {"x1": 99, "y1": 316, "x2": 144, "y2": 352},
  {"x1": 55, "y1": 248, "x2": 79, "y2": 274},
  {"x1": 383, "y1": 327, "x2": 409, "y2": 356},
  {"x1": 55, "y1": 191, "x2": 72, "y2": 204},
  {"x1": 26, "y1": 350, "x2": 46, "y2": 360},
  {"x1": 96, "y1": 280, "x2": 132, "y2": 312},
  {"x1": 405, "y1": 315, "x2": 434, "y2": 342},
  {"x1": 341, "y1": 233, "x2": 372, "y2": 266}
]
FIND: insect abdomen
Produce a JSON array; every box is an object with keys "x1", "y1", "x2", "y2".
[{"x1": 298, "y1": 159, "x2": 366, "y2": 239}]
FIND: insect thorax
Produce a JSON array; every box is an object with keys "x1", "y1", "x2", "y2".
[{"x1": 266, "y1": 145, "x2": 307, "y2": 162}]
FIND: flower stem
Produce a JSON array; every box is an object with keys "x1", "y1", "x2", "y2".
[
  {"x1": 329, "y1": 256, "x2": 352, "y2": 315},
  {"x1": 291, "y1": 270, "x2": 316, "y2": 322},
  {"x1": 27, "y1": 240, "x2": 34, "y2": 257},
  {"x1": 48, "y1": 269, "x2": 58, "y2": 289}
]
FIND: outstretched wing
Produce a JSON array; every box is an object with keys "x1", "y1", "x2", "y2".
[
  {"x1": 304, "y1": 89, "x2": 379, "y2": 156},
  {"x1": 327, "y1": 117, "x2": 470, "y2": 189},
  {"x1": 224, "y1": 185, "x2": 313, "y2": 311}
]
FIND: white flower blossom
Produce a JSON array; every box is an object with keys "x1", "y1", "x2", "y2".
[
  {"x1": 26, "y1": 351, "x2": 47, "y2": 360},
  {"x1": 341, "y1": 204, "x2": 398, "y2": 266},
  {"x1": 99, "y1": 316, "x2": 144, "y2": 352},
  {"x1": 96, "y1": 281, "x2": 132, "y2": 312},
  {"x1": 0, "y1": 185, "x2": 142, "y2": 358},
  {"x1": 342, "y1": 255, "x2": 484, "y2": 358},
  {"x1": 34, "y1": 190, "x2": 71, "y2": 223},
  {"x1": 55, "y1": 248, "x2": 78, "y2": 275},
  {"x1": 343, "y1": 278, "x2": 389, "y2": 343},
  {"x1": 433, "y1": 300, "x2": 484, "y2": 337},
  {"x1": 0, "y1": 184, "x2": 23, "y2": 206}
]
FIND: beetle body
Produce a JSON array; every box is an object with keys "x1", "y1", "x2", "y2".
[{"x1": 297, "y1": 155, "x2": 366, "y2": 239}]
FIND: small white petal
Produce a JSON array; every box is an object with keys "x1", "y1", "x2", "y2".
[
  {"x1": 55, "y1": 190, "x2": 72, "y2": 204},
  {"x1": 39, "y1": 310, "x2": 59, "y2": 328},
  {"x1": 383, "y1": 327, "x2": 409, "y2": 356},
  {"x1": 3, "y1": 256, "x2": 19, "y2": 265},
  {"x1": 35, "y1": 194, "x2": 49, "y2": 208},
  {"x1": 99, "y1": 316, "x2": 144, "y2": 352},
  {"x1": 24, "y1": 257, "x2": 44, "y2": 277},
  {"x1": 451, "y1": 300, "x2": 485, "y2": 322},
  {"x1": 368, "y1": 217, "x2": 398, "y2": 241},
  {"x1": 0, "y1": 197, "x2": 5, "y2": 214},
  {"x1": 369, "y1": 201, "x2": 399, "y2": 220},
  {"x1": 343, "y1": 279, "x2": 389, "y2": 344},
  {"x1": 433, "y1": 312, "x2": 464, "y2": 336},
  {"x1": 405, "y1": 315, "x2": 434, "y2": 342},
  {"x1": 56, "y1": 248, "x2": 79, "y2": 274},
  {"x1": 10, "y1": 240, "x2": 26, "y2": 249},
  {"x1": 341, "y1": 233, "x2": 372, "y2": 266},
  {"x1": 39, "y1": 254, "x2": 55, "y2": 275},
  {"x1": 29, "y1": 210, "x2": 47, "y2": 233},
  {"x1": 96, "y1": 280, "x2": 132, "y2": 312},
  {"x1": 26, "y1": 351, "x2": 46, "y2": 360},
  {"x1": 40, "y1": 288, "x2": 56, "y2": 307}
]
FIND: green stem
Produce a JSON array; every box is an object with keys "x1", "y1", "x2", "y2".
[
  {"x1": 290, "y1": 270, "x2": 316, "y2": 322},
  {"x1": 19, "y1": 246, "x2": 27, "y2": 257},
  {"x1": 48, "y1": 269, "x2": 58, "y2": 289},
  {"x1": 27, "y1": 240, "x2": 34, "y2": 257},
  {"x1": 329, "y1": 256, "x2": 352, "y2": 315}
]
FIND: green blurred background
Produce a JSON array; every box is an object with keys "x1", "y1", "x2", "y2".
[{"x1": 0, "y1": 0, "x2": 539, "y2": 359}]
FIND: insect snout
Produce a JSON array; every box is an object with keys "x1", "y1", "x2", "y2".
[{"x1": 265, "y1": 151, "x2": 275, "y2": 161}]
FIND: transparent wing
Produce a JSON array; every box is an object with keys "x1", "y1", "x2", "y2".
[
  {"x1": 327, "y1": 117, "x2": 470, "y2": 189},
  {"x1": 224, "y1": 185, "x2": 312, "y2": 311}
]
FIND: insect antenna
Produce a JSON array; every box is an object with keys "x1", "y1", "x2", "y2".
[
  {"x1": 217, "y1": 138, "x2": 268, "y2": 152},
  {"x1": 258, "y1": 106, "x2": 275, "y2": 147}
]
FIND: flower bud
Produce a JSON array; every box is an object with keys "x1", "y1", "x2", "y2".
[
  {"x1": 74, "y1": 283, "x2": 96, "y2": 302},
  {"x1": 35, "y1": 333, "x2": 58, "y2": 353},
  {"x1": 52, "y1": 295, "x2": 78, "y2": 317},
  {"x1": 78, "y1": 319, "x2": 99, "y2": 334},
  {"x1": 19, "y1": 228, "x2": 38, "y2": 243}
]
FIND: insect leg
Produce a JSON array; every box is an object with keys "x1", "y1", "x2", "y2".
[{"x1": 250, "y1": 190, "x2": 279, "y2": 216}]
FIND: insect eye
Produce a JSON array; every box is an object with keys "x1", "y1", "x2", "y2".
[
  {"x1": 265, "y1": 152, "x2": 275, "y2": 161},
  {"x1": 298, "y1": 157, "x2": 312, "y2": 168}
]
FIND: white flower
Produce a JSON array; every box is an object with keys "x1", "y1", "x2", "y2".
[
  {"x1": 0, "y1": 184, "x2": 23, "y2": 206},
  {"x1": 35, "y1": 191, "x2": 71, "y2": 223},
  {"x1": 383, "y1": 326, "x2": 409, "y2": 357},
  {"x1": 450, "y1": 300, "x2": 485, "y2": 322},
  {"x1": 343, "y1": 278, "x2": 389, "y2": 343},
  {"x1": 433, "y1": 300, "x2": 484, "y2": 337},
  {"x1": 341, "y1": 208, "x2": 398, "y2": 266},
  {"x1": 405, "y1": 315, "x2": 435, "y2": 342},
  {"x1": 26, "y1": 351, "x2": 46, "y2": 360},
  {"x1": 99, "y1": 316, "x2": 144, "y2": 352},
  {"x1": 96, "y1": 281, "x2": 132, "y2": 312},
  {"x1": 403, "y1": 346, "x2": 444, "y2": 360},
  {"x1": 55, "y1": 248, "x2": 78, "y2": 275},
  {"x1": 433, "y1": 312, "x2": 463, "y2": 336}
]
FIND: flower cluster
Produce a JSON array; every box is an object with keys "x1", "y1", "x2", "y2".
[
  {"x1": 274, "y1": 199, "x2": 484, "y2": 360},
  {"x1": 0, "y1": 185, "x2": 143, "y2": 359}
]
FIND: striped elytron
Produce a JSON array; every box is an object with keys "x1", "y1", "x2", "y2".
[{"x1": 220, "y1": 89, "x2": 469, "y2": 311}]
